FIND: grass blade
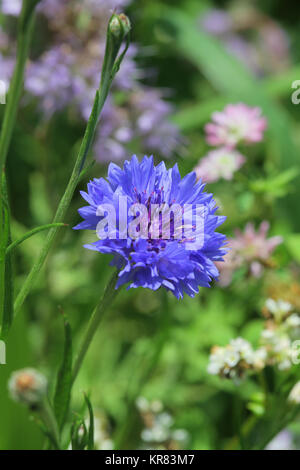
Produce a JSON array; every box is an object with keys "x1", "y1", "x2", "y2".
[
  {"x1": 6, "y1": 223, "x2": 67, "y2": 256},
  {"x1": 84, "y1": 394, "x2": 95, "y2": 451},
  {"x1": 54, "y1": 314, "x2": 73, "y2": 431}
]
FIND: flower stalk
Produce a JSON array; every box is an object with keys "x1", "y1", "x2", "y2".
[
  {"x1": 13, "y1": 14, "x2": 130, "y2": 322},
  {"x1": 0, "y1": 0, "x2": 41, "y2": 181},
  {"x1": 39, "y1": 398, "x2": 61, "y2": 450},
  {"x1": 72, "y1": 271, "x2": 120, "y2": 384},
  {"x1": 0, "y1": 1, "x2": 41, "y2": 337}
]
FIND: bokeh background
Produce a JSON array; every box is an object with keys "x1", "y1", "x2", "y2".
[{"x1": 1, "y1": 0, "x2": 300, "y2": 450}]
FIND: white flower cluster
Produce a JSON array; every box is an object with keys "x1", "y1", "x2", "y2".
[
  {"x1": 207, "y1": 337, "x2": 266, "y2": 380},
  {"x1": 260, "y1": 299, "x2": 300, "y2": 371},
  {"x1": 136, "y1": 397, "x2": 188, "y2": 450},
  {"x1": 208, "y1": 298, "x2": 300, "y2": 381},
  {"x1": 264, "y1": 299, "x2": 294, "y2": 323}
]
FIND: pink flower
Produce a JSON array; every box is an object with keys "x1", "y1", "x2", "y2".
[
  {"x1": 194, "y1": 147, "x2": 245, "y2": 183},
  {"x1": 205, "y1": 103, "x2": 267, "y2": 148},
  {"x1": 216, "y1": 221, "x2": 282, "y2": 286}
]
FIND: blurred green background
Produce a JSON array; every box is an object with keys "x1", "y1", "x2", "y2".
[{"x1": 1, "y1": 0, "x2": 300, "y2": 450}]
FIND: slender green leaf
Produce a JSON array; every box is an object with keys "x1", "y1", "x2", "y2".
[
  {"x1": 71, "y1": 418, "x2": 88, "y2": 451},
  {"x1": 84, "y1": 394, "x2": 95, "y2": 451},
  {"x1": 54, "y1": 315, "x2": 73, "y2": 431},
  {"x1": 6, "y1": 223, "x2": 67, "y2": 256},
  {"x1": 0, "y1": 201, "x2": 10, "y2": 339},
  {"x1": 2, "y1": 242, "x2": 13, "y2": 339}
]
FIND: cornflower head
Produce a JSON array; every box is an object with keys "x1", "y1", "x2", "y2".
[
  {"x1": 194, "y1": 147, "x2": 245, "y2": 183},
  {"x1": 74, "y1": 155, "x2": 227, "y2": 299},
  {"x1": 217, "y1": 221, "x2": 282, "y2": 286},
  {"x1": 205, "y1": 103, "x2": 267, "y2": 148}
]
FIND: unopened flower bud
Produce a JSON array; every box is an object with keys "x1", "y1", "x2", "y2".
[
  {"x1": 109, "y1": 14, "x2": 131, "y2": 39},
  {"x1": 8, "y1": 368, "x2": 48, "y2": 406}
]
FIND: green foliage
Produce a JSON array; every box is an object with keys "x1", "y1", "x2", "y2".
[
  {"x1": 1, "y1": 0, "x2": 300, "y2": 451},
  {"x1": 54, "y1": 315, "x2": 73, "y2": 432},
  {"x1": 84, "y1": 394, "x2": 95, "y2": 451}
]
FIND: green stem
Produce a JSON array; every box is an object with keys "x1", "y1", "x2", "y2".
[
  {"x1": 115, "y1": 291, "x2": 171, "y2": 449},
  {"x1": 0, "y1": 177, "x2": 11, "y2": 336},
  {"x1": 0, "y1": 1, "x2": 40, "y2": 337},
  {"x1": 0, "y1": 1, "x2": 39, "y2": 181},
  {"x1": 5, "y1": 223, "x2": 67, "y2": 256},
  {"x1": 0, "y1": 201, "x2": 9, "y2": 334},
  {"x1": 72, "y1": 271, "x2": 120, "y2": 384},
  {"x1": 0, "y1": 177, "x2": 13, "y2": 339},
  {"x1": 39, "y1": 399, "x2": 61, "y2": 450},
  {"x1": 13, "y1": 14, "x2": 130, "y2": 320}
]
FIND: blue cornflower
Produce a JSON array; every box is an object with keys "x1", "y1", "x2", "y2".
[{"x1": 74, "y1": 155, "x2": 227, "y2": 298}]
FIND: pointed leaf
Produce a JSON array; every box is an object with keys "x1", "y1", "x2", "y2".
[
  {"x1": 84, "y1": 394, "x2": 95, "y2": 451},
  {"x1": 54, "y1": 315, "x2": 73, "y2": 431}
]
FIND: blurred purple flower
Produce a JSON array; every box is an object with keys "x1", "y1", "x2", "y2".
[
  {"x1": 92, "y1": 89, "x2": 181, "y2": 162},
  {"x1": 133, "y1": 89, "x2": 180, "y2": 158},
  {"x1": 1, "y1": 0, "x2": 21, "y2": 16},
  {"x1": 0, "y1": 53, "x2": 15, "y2": 90},
  {"x1": 200, "y1": 9, "x2": 233, "y2": 35},
  {"x1": 26, "y1": 46, "x2": 76, "y2": 116},
  {"x1": 266, "y1": 430, "x2": 294, "y2": 451},
  {"x1": 0, "y1": 27, "x2": 9, "y2": 49},
  {"x1": 1, "y1": 0, "x2": 180, "y2": 161},
  {"x1": 216, "y1": 221, "x2": 282, "y2": 286},
  {"x1": 205, "y1": 103, "x2": 267, "y2": 148},
  {"x1": 84, "y1": 0, "x2": 130, "y2": 14},
  {"x1": 93, "y1": 99, "x2": 132, "y2": 162},
  {"x1": 1, "y1": 0, "x2": 66, "y2": 17},
  {"x1": 224, "y1": 36, "x2": 261, "y2": 76},
  {"x1": 194, "y1": 147, "x2": 245, "y2": 183},
  {"x1": 199, "y1": 6, "x2": 291, "y2": 77}
]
